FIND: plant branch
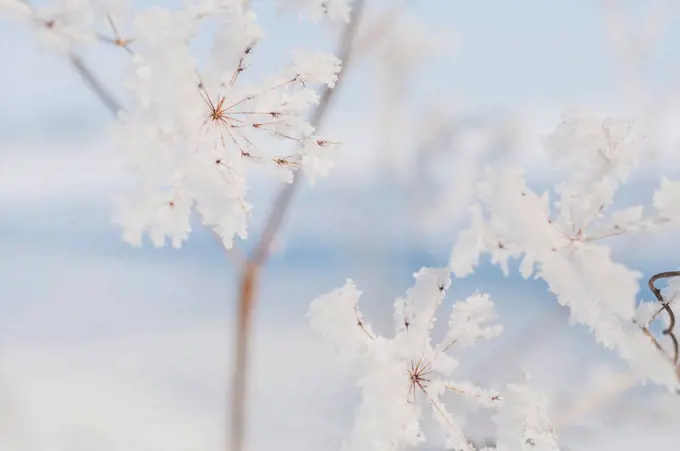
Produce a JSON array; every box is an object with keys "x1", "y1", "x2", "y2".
[
  {"x1": 649, "y1": 271, "x2": 680, "y2": 364},
  {"x1": 227, "y1": 4, "x2": 367, "y2": 451},
  {"x1": 249, "y1": 4, "x2": 366, "y2": 266},
  {"x1": 69, "y1": 53, "x2": 124, "y2": 116}
]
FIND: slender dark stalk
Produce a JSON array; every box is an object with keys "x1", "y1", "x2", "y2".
[
  {"x1": 69, "y1": 54, "x2": 124, "y2": 115},
  {"x1": 229, "y1": 261, "x2": 258, "y2": 451},
  {"x1": 227, "y1": 5, "x2": 367, "y2": 451},
  {"x1": 649, "y1": 271, "x2": 680, "y2": 364},
  {"x1": 249, "y1": 3, "x2": 366, "y2": 266}
]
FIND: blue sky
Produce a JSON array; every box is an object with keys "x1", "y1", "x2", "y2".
[{"x1": 2, "y1": 1, "x2": 680, "y2": 450}]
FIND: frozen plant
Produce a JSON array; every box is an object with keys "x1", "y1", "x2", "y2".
[
  {"x1": 1, "y1": 0, "x2": 344, "y2": 250},
  {"x1": 450, "y1": 111, "x2": 680, "y2": 390},
  {"x1": 309, "y1": 267, "x2": 519, "y2": 451},
  {"x1": 113, "y1": 4, "x2": 342, "y2": 249}
]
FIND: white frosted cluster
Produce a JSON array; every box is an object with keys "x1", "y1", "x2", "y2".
[
  {"x1": 308, "y1": 267, "x2": 505, "y2": 451},
  {"x1": 309, "y1": 280, "x2": 370, "y2": 360},
  {"x1": 654, "y1": 178, "x2": 680, "y2": 221},
  {"x1": 1, "y1": 0, "x2": 99, "y2": 52},
  {"x1": 450, "y1": 111, "x2": 680, "y2": 390},
  {"x1": 1, "y1": 0, "x2": 343, "y2": 249},
  {"x1": 292, "y1": 51, "x2": 343, "y2": 87},
  {"x1": 494, "y1": 377, "x2": 560, "y2": 451},
  {"x1": 444, "y1": 292, "x2": 503, "y2": 348},
  {"x1": 109, "y1": 2, "x2": 342, "y2": 249}
]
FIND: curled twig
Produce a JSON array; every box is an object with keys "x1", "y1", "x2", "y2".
[{"x1": 648, "y1": 271, "x2": 680, "y2": 364}]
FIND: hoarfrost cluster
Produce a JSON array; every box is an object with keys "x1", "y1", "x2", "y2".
[
  {"x1": 309, "y1": 268, "x2": 559, "y2": 451},
  {"x1": 450, "y1": 112, "x2": 680, "y2": 390},
  {"x1": 114, "y1": 6, "x2": 342, "y2": 249},
  {"x1": 2, "y1": 0, "x2": 343, "y2": 249},
  {"x1": 308, "y1": 112, "x2": 680, "y2": 449}
]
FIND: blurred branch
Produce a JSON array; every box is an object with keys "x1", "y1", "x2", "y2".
[
  {"x1": 352, "y1": 0, "x2": 408, "y2": 59},
  {"x1": 249, "y1": 3, "x2": 366, "y2": 266},
  {"x1": 228, "y1": 3, "x2": 367, "y2": 451},
  {"x1": 599, "y1": 0, "x2": 680, "y2": 105},
  {"x1": 22, "y1": 0, "x2": 127, "y2": 117},
  {"x1": 69, "y1": 54, "x2": 124, "y2": 116}
]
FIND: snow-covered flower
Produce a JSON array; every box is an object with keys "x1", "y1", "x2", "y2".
[
  {"x1": 291, "y1": 51, "x2": 343, "y2": 87},
  {"x1": 450, "y1": 112, "x2": 680, "y2": 390},
  {"x1": 309, "y1": 267, "x2": 503, "y2": 451},
  {"x1": 112, "y1": 4, "x2": 342, "y2": 249}
]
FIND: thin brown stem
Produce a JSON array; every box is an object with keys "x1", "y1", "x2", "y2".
[
  {"x1": 638, "y1": 322, "x2": 665, "y2": 353},
  {"x1": 226, "y1": 111, "x2": 283, "y2": 116},
  {"x1": 249, "y1": 1, "x2": 366, "y2": 266},
  {"x1": 440, "y1": 339, "x2": 457, "y2": 353},
  {"x1": 355, "y1": 305, "x2": 375, "y2": 340},
  {"x1": 584, "y1": 217, "x2": 670, "y2": 242},
  {"x1": 445, "y1": 385, "x2": 502, "y2": 404},
  {"x1": 229, "y1": 262, "x2": 258, "y2": 451},
  {"x1": 106, "y1": 13, "x2": 120, "y2": 38},
  {"x1": 227, "y1": 4, "x2": 366, "y2": 451}
]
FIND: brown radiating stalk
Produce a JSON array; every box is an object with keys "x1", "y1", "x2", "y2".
[{"x1": 227, "y1": 4, "x2": 367, "y2": 451}]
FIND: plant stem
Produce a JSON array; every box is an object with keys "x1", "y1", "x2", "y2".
[
  {"x1": 69, "y1": 54, "x2": 124, "y2": 115},
  {"x1": 226, "y1": 4, "x2": 367, "y2": 451}
]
